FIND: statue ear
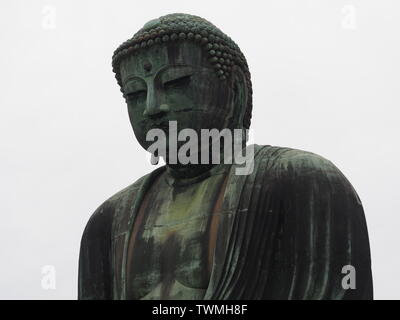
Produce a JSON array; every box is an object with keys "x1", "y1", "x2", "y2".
[{"x1": 231, "y1": 67, "x2": 248, "y2": 129}]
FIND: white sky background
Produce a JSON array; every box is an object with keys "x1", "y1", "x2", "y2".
[{"x1": 0, "y1": 0, "x2": 398, "y2": 299}]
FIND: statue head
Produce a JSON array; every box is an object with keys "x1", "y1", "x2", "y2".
[{"x1": 112, "y1": 13, "x2": 253, "y2": 157}]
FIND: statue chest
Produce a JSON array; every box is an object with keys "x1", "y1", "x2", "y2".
[{"x1": 125, "y1": 170, "x2": 228, "y2": 299}]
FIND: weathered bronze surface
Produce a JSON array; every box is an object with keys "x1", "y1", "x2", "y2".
[{"x1": 78, "y1": 13, "x2": 373, "y2": 299}]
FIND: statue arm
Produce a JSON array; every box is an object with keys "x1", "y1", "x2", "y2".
[
  {"x1": 265, "y1": 151, "x2": 373, "y2": 299},
  {"x1": 78, "y1": 202, "x2": 114, "y2": 300}
]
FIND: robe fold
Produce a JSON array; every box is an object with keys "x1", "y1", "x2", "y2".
[{"x1": 78, "y1": 144, "x2": 373, "y2": 299}]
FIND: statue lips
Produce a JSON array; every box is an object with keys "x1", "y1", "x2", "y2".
[{"x1": 148, "y1": 120, "x2": 169, "y2": 132}]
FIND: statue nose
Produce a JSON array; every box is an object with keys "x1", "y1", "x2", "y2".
[
  {"x1": 143, "y1": 83, "x2": 170, "y2": 118},
  {"x1": 143, "y1": 103, "x2": 170, "y2": 117}
]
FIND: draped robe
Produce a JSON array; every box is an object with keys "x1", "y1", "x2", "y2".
[{"x1": 78, "y1": 144, "x2": 373, "y2": 299}]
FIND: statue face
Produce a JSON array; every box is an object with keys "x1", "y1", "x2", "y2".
[{"x1": 119, "y1": 41, "x2": 236, "y2": 153}]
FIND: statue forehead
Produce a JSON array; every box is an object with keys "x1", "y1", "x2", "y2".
[{"x1": 119, "y1": 41, "x2": 206, "y2": 81}]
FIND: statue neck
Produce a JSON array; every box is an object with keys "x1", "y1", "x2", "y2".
[
  {"x1": 164, "y1": 136, "x2": 247, "y2": 185},
  {"x1": 165, "y1": 162, "x2": 229, "y2": 187},
  {"x1": 166, "y1": 162, "x2": 215, "y2": 180}
]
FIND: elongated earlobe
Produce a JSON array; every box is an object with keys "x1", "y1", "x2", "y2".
[{"x1": 231, "y1": 68, "x2": 248, "y2": 129}]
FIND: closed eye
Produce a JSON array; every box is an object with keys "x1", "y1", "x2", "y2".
[
  {"x1": 163, "y1": 75, "x2": 192, "y2": 89},
  {"x1": 125, "y1": 89, "x2": 147, "y2": 100}
]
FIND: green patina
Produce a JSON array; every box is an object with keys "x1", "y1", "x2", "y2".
[
  {"x1": 126, "y1": 165, "x2": 228, "y2": 299},
  {"x1": 78, "y1": 13, "x2": 373, "y2": 300}
]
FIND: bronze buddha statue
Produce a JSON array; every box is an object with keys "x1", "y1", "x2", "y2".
[{"x1": 78, "y1": 13, "x2": 373, "y2": 300}]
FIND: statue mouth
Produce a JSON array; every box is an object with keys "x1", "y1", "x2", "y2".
[{"x1": 147, "y1": 120, "x2": 170, "y2": 132}]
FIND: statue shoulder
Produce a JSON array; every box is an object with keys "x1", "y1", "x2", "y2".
[
  {"x1": 105, "y1": 174, "x2": 149, "y2": 207},
  {"x1": 82, "y1": 166, "x2": 165, "y2": 240},
  {"x1": 254, "y1": 145, "x2": 357, "y2": 197},
  {"x1": 255, "y1": 145, "x2": 343, "y2": 178}
]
